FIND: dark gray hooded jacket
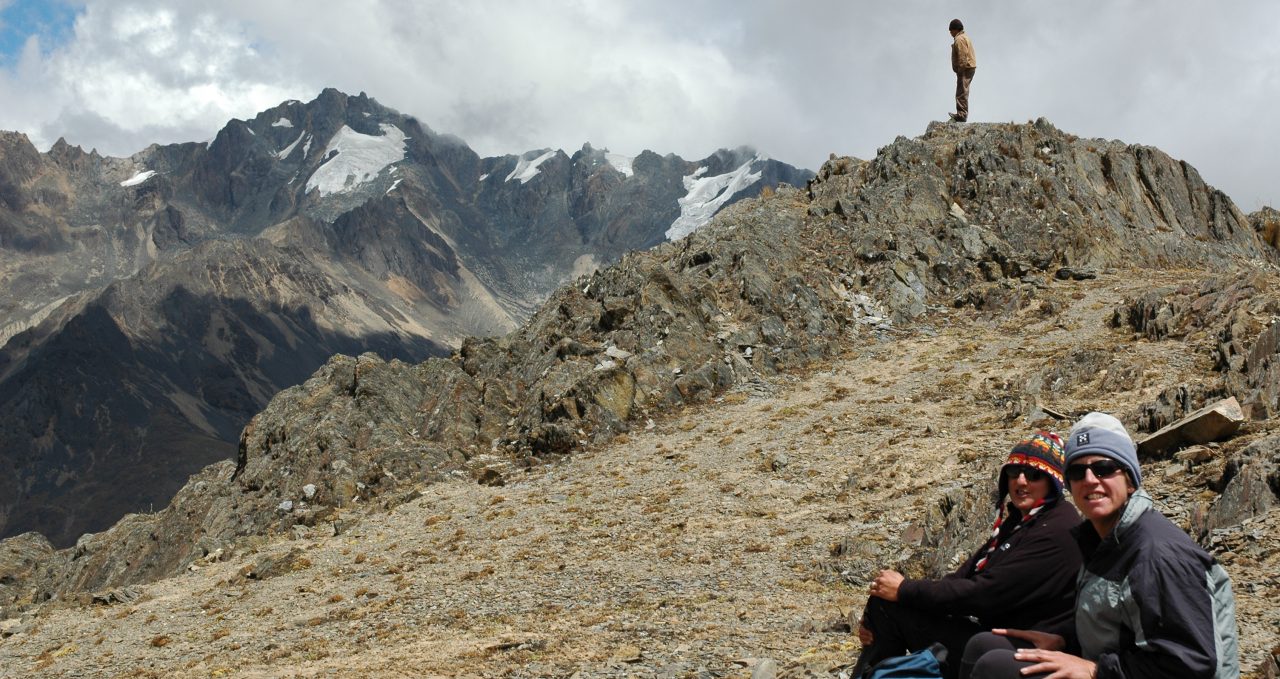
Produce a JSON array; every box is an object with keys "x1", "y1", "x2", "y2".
[{"x1": 1072, "y1": 489, "x2": 1239, "y2": 679}]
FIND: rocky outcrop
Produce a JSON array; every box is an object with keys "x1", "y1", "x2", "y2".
[
  {"x1": 0, "y1": 132, "x2": 43, "y2": 211},
  {"x1": 1110, "y1": 275, "x2": 1280, "y2": 421},
  {"x1": 808, "y1": 119, "x2": 1267, "y2": 304},
  {"x1": 0, "y1": 532, "x2": 52, "y2": 606},
  {"x1": 1253, "y1": 206, "x2": 1280, "y2": 251},
  {"x1": 903, "y1": 473, "x2": 999, "y2": 579},
  {"x1": 1201, "y1": 450, "x2": 1277, "y2": 535},
  {"x1": 0, "y1": 131, "x2": 67, "y2": 254}
]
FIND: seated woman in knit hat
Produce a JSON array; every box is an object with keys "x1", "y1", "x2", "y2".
[
  {"x1": 850, "y1": 432, "x2": 1082, "y2": 679},
  {"x1": 961, "y1": 412, "x2": 1240, "y2": 679}
]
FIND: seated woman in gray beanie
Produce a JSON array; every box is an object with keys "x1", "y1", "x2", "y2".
[
  {"x1": 962, "y1": 412, "x2": 1240, "y2": 679},
  {"x1": 851, "y1": 432, "x2": 1081, "y2": 679}
]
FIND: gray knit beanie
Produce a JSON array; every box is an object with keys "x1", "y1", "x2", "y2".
[{"x1": 1064, "y1": 412, "x2": 1142, "y2": 487}]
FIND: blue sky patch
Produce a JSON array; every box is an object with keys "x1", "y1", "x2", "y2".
[{"x1": 0, "y1": 0, "x2": 79, "y2": 66}]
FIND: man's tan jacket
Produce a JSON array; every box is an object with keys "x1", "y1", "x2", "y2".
[{"x1": 952, "y1": 31, "x2": 976, "y2": 72}]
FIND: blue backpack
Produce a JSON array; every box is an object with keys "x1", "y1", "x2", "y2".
[{"x1": 865, "y1": 642, "x2": 947, "y2": 679}]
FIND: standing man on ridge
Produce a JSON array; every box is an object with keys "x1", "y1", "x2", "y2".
[{"x1": 949, "y1": 18, "x2": 976, "y2": 122}]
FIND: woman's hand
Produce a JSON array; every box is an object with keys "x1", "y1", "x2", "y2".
[
  {"x1": 992, "y1": 628, "x2": 1066, "y2": 651},
  {"x1": 857, "y1": 620, "x2": 874, "y2": 646},
  {"x1": 868, "y1": 570, "x2": 904, "y2": 602},
  {"x1": 1011, "y1": 648, "x2": 1097, "y2": 679}
]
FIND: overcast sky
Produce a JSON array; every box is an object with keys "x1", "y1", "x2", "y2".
[{"x1": 0, "y1": 0, "x2": 1276, "y2": 211}]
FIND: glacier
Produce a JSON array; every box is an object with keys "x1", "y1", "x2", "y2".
[
  {"x1": 506, "y1": 150, "x2": 557, "y2": 184},
  {"x1": 305, "y1": 124, "x2": 407, "y2": 197},
  {"x1": 665, "y1": 156, "x2": 762, "y2": 240}
]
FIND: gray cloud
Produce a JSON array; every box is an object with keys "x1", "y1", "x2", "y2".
[{"x1": 0, "y1": 0, "x2": 1275, "y2": 210}]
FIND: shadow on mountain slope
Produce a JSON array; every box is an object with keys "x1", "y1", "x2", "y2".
[{"x1": 0, "y1": 286, "x2": 447, "y2": 548}]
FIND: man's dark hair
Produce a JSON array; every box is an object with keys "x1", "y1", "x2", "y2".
[{"x1": 949, "y1": 19, "x2": 964, "y2": 31}]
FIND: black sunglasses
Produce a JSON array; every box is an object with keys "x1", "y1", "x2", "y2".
[
  {"x1": 1065, "y1": 459, "x2": 1126, "y2": 482},
  {"x1": 1003, "y1": 464, "x2": 1049, "y2": 482}
]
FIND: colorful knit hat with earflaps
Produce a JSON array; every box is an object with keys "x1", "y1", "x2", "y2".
[
  {"x1": 999, "y1": 430, "x2": 1067, "y2": 500},
  {"x1": 973, "y1": 431, "x2": 1066, "y2": 572}
]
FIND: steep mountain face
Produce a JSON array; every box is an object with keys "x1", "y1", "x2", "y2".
[
  {"x1": 0, "y1": 89, "x2": 811, "y2": 547},
  {"x1": 4, "y1": 118, "x2": 1277, "y2": 629},
  {"x1": 0, "y1": 239, "x2": 450, "y2": 546}
]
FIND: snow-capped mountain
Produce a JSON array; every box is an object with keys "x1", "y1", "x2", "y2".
[{"x1": 0, "y1": 88, "x2": 811, "y2": 547}]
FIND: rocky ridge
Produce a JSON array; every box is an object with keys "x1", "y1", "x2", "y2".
[{"x1": 2, "y1": 119, "x2": 1280, "y2": 677}]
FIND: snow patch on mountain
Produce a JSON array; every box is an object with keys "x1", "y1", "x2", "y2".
[
  {"x1": 120, "y1": 170, "x2": 157, "y2": 187},
  {"x1": 506, "y1": 150, "x2": 557, "y2": 184},
  {"x1": 605, "y1": 152, "x2": 634, "y2": 178},
  {"x1": 665, "y1": 157, "x2": 763, "y2": 240},
  {"x1": 478, "y1": 173, "x2": 490, "y2": 182},
  {"x1": 271, "y1": 117, "x2": 294, "y2": 128},
  {"x1": 305, "y1": 124, "x2": 407, "y2": 197},
  {"x1": 276, "y1": 132, "x2": 306, "y2": 160}
]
